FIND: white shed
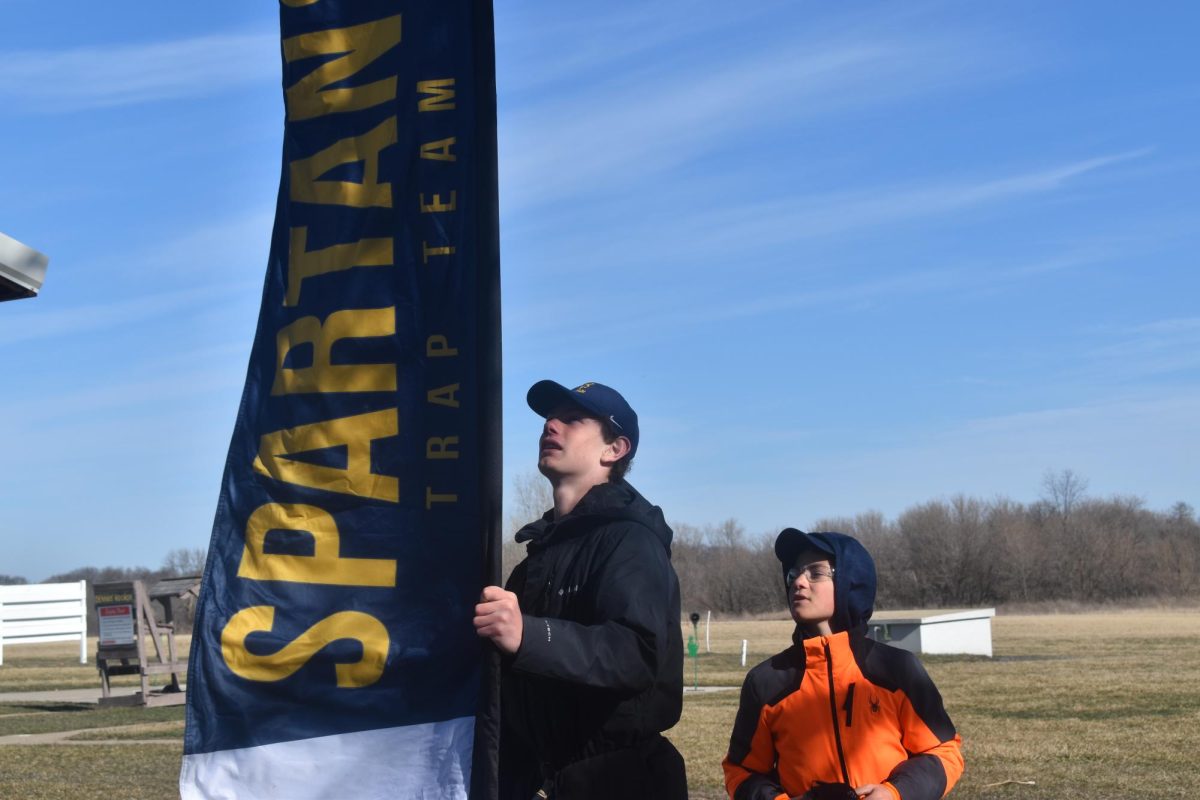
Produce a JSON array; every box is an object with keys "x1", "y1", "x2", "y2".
[{"x1": 866, "y1": 608, "x2": 996, "y2": 657}]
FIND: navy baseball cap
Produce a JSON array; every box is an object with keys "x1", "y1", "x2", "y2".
[
  {"x1": 775, "y1": 528, "x2": 837, "y2": 568},
  {"x1": 526, "y1": 380, "x2": 639, "y2": 459}
]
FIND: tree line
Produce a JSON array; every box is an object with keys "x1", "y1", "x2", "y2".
[
  {"x1": 1, "y1": 548, "x2": 209, "y2": 635},
  {"x1": 670, "y1": 471, "x2": 1199, "y2": 615},
  {"x1": 7, "y1": 470, "x2": 1196, "y2": 626}
]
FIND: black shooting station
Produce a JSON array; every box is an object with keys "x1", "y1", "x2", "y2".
[{"x1": 94, "y1": 577, "x2": 199, "y2": 707}]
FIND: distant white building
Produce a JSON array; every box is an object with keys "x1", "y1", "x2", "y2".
[
  {"x1": 0, "y1": 231, "x2": 49, "y2": 301},
  {"x1": 867, "y1": 608, "x2": 996, "y2": 657}
]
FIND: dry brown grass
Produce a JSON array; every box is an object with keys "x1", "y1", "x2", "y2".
[
  {"x1": 3, "y1": 616, "x2": 1198, "y2": 798},
  {"x1": 0, "y1": 744, "x2": 183, "y2": 799},
  {"x1": 0, "y1": 636, "x2": 189, "y2": 692}
]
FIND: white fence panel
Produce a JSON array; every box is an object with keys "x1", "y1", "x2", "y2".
[{"x1": 0, "y1": 581, "x2": 88, "y2": 665}]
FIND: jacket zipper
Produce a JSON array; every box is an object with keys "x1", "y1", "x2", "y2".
[{"x1": 823, "y1": 638, "x2": 851, "y2": 785}]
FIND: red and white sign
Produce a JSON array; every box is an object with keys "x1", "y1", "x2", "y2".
[{"x1": 98, "y1": 604, "x2": 135, "y2": 646}]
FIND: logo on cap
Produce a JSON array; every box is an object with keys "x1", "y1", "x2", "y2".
[{"x1": 573, "y1": 382, "x2": 595, "y2": 393}]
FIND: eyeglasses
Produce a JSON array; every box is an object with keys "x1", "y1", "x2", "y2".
[{"x1": 787, "y1": 564, "x2": 835, "y2": 584}]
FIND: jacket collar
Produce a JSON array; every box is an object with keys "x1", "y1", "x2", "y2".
[{"x1": 513, "y1": 479, "x2": 673, "y2": 554}]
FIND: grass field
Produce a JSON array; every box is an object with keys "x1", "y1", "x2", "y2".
[{"x1": 3, "y1": 611, "x2": 1198, "y2": 799}]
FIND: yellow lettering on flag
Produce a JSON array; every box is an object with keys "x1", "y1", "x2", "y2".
[
  {"x1": 426, "y1": 436, "x2": 459, "y2": 460},
  {"x1": 285, "y1": 229, "x2": 392, "y2": 307},
  {"x1": 422, "y1": 242, "x2": 455, "y2": 264},
  {"x1": 420, "y1": 137, "x2": 457, "y2": 162},
  {"x1": 221, "y1": 605, "x2": 388, "y2": 687},
  {"x1": 290, "y1": 117, "x2": 398, "y2": 208},
  {"x1": 426, "y1": 335, "x2": 458, "y2": 357},
  {"x1": 237, "y1": 502, "x2": 397, "y2": 587},
  {"x1": 417, "y1": 79, "x2": 456, "y2": 112},
  {"x1": 427, "y1": 383, "x2": 460, "y2": 408},
  {"x1": 273, "y1": 308, "x2": 397, "y2": 394},
  {"x1": 425, "y1": 487, "x2": 458, "y2": 510},
  {"x1": 283, "y1": 16, "x2": 402, "y2": 121},
  {"x1": 420, "y1": 191, "x2": 457, "y2": 213},
  {"x1": 253, "y1": 409, "x2": 399, "y2": 502}
]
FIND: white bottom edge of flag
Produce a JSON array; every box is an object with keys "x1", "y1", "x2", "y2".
[{"x1": 180, "y1": 716, "x2": 474, "y2": 800}]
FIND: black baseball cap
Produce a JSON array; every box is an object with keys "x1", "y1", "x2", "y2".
[{"x1": 526, "y1": 380, "x2": 639, "y2": 459}]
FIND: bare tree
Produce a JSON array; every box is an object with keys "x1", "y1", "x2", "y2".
[
  {"x1": 672, "y1": 520, "x2": 784, "y2": 616},
  {"x1": 989, "y1": 497, "x2": 1042, "y2": 603},
  {"x1": 509, "y1": 470, "x2": 552, "y2": 530},
  {"x1": 1042, "y1": 468, "x2": 1089, "y2": 517},
  {"x1": 162, "y1": 547, "x2": 207, "y2": 577},
  {"x1": 1169, "y1": 501, "x2": 1196, "y2": 526},
  {"x1": 502, "y1": 471, "x2": 554, "y2": 582},
  {"x1": 1151, "y1": 504, "x2": 1200, "y2": 595},
  {"x1": 1038, "y1": 469, "x2": 1093, "y2": 599}
]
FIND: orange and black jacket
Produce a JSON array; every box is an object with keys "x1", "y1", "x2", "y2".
[
  {"x1": 722, "y1": 532, "x2": 963, "y2": 800},
  {"x1": 722, "y1": 627, "x2": 963, "y2": 800}
]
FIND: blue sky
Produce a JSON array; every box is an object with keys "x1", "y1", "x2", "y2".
[{"x1": 2, "y1": 1, "x2": 1197, "y2": 581}]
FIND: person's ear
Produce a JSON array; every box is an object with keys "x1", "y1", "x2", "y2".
[{"x1": 602, "y1": 435, "x2": 631, "y2": 465}]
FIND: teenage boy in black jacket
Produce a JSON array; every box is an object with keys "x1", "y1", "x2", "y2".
[{"x1": 474, "y1": 380, "x2": 687, "y2": 800}]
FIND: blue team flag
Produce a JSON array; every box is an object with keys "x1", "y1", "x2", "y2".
[{"x1": 181, "y1": 1, "x2": 501, "y2": 797}]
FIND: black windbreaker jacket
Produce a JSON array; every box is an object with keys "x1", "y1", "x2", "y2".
[{"x1": 500, "y1": 479, "x2": 684, "y2": 777}]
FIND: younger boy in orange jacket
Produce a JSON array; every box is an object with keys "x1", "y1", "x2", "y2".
[{"x1": 722, "y1": 530, "x2": 963, "y2": 800}]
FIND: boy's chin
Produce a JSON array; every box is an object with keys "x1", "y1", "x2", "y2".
[{"x1": 790, "y1": 609, "x2": 831, "y2": 628}]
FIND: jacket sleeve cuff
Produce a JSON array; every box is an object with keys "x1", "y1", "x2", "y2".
[{"x1": 510, "y1": 614, "x2": 549, "y2": 671}]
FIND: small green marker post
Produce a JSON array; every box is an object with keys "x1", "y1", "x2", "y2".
[{"x1": 688, "y1": 612, "x2": 701, "y2": 690}]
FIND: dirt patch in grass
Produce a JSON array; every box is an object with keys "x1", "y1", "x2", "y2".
[
  {"x1": 0, "y1": 703, "x2": 185, "y2": 737},
  {"x1": 69, "y1": 720, "x2": 184, "y2": 741},
  {"x1": 0, "y1": 703, "x2": 93, "y2": 718}
]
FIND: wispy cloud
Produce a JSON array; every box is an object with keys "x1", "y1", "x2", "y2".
[
  {"x1": 503, "y1": 146, "x2": 1144, "y2": 341},
  {"x1": 499, "y1": 146, "x2": 1153, "y2": 329},
  {"x1": 683, "y1": 251, "x2": 1105, "y2": 324},
  {"x1": 0, "y1": 282, "x2": 253, "y2": 345},
  {"x1": 498, "y1": 0, "x2": 799, "y2": 96},
  {"x1": 500, "y1": 247, "x2": 1111, "y2": 369},
  {"x1": 500, "y1": 30, "x2": 1007, "y2": 212},
  {"x1": 59, "y1": 208, "x2": 276, "y2": 297},
  {"x1": 0, "y1": 31, "x2": 277, "y2": 112},
  {"x1": 1085, "y1": 316, "x2": 1200, "y2": 378},
  {"x1": 128, "y1": 210, "x2": 276, "y2": 277},
  {"x1": 0, "y1": 364, "x2": 243, "y2": 427},
  {"x1": 671, "y1": 389, "x2": 1200, "y2": 527},
  {"x1": 642, "y1": 149, "x2": 1154, "y2": 253}
]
